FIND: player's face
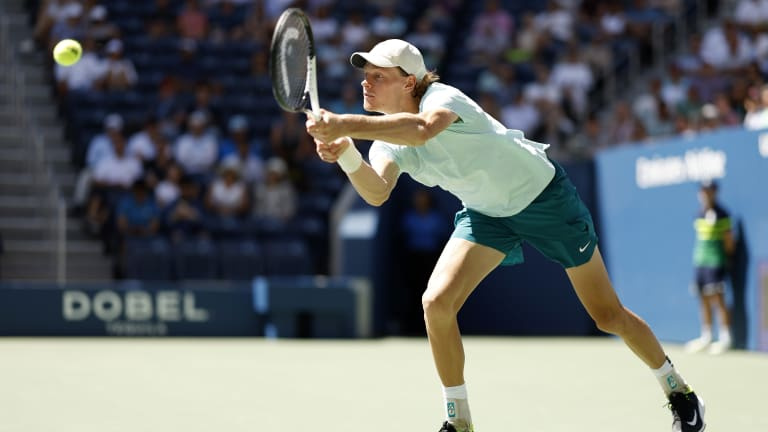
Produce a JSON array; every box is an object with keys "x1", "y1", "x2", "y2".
[{"x1": 361, "y1": 64, "x2": 411, "y2": 114}]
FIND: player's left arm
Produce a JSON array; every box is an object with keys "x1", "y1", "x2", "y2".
[{"x1": 307, "y1": 108, "x2": 458, "y2": 146}]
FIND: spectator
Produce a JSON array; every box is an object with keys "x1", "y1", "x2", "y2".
[
  {"x1": 467, "y1": 0, "x2": 514, "y2": 62},
  {"x1": 164, "y1": 175, "x2": 208, "y2": 242},
  {"x1": 127, "y1": 115, "x2": 166, "y2": 166},
  {"x1": 72, "y1": 113, "x2": 123, "y2": 211},
  {"x1": 102, "y1": 39, "x2": 138, "y2": 92},
  {"x1": 55, "y1": 37, "x2": 105, "y2": 95},
  {"x1": 522, "y1": 62, "x2": 561, "y2": 109},
  {"x1": 85, "y1": 129, "x2": 143, "y2": 237},
  {"x1": 660, "y1": 63, "x2": 690, "y2": 110},
  {"x1": 339, "y1": 9, "x2": 370, "y2": 52},
  {"x1": 32, "y1": 0, "x2": 73, "y2": 49},
  {"x1": 48, "y1": 1, "x2": 86, "y2": 52},
  {"x1": 406, "y1": 16, "x2": 446, "y2": 68},
  {"x1": 219, "y1": 115, "x2": 265, "y2": 186},
  {"x1": 253, "y1": 157, "x2": 296, "y2": 222},
  {"x1": 116, "y1": 179, "x2": 161, "y2": 240},
  {"x1": 205, "y1": 159, "x2": 250, "y2": 227},
  {"x1": 177, "y1": 0, "x2": 209, "y2": 40},
  {"x1": 309, "y1": 4, "x2": 339, "y2": 43},
  {"x1": 185, "y1": 81, "x2": 223, "y2": 131},
  {"x1": 549, "y1": 45, "x2": 595, "y2": 118},
  {"x1": 155, "y1": 163, "x2": 183, "y2": 209},
  {"x1": 208, "y1": 0, "x2": 246, "y2": 42},
  {"x1": 700, "y1": 20, "x2": 753, "y2": 72},
  {"x1": 84, "y1": 4, "x2": 120, "y2": 49},
  {"x1": 744, "y1": 84, "x2": 768, "y2": 129},
  {"x1": 535, "y1": 0, "x2": 574, "y2": 42},
  {"x1": 173, "y1": 110, "x2": 219, "y2": 178},
  {"x1": 371, "y1": 4, "x2": 407, "y2": 39},
  {"x1": 327, "y1": 83, "x2": 366, "y2": 115},
  {"x1": 174, "y1": 38, "x2": 206, "y2": 91},
  {"x1": 501, "y1": 91, "x2": 541, "y2": 136},
  {"x1": 270, "y1": 111, "x2": 313, "y2": 169}
]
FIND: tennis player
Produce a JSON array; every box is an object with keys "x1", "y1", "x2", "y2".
[{"x1": 305, "y1": 39, "x2": 706, "y2": 432}]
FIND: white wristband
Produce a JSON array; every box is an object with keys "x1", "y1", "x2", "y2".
[{"x1": 336, "y1": 139, "x2": 363, "y2": 173}]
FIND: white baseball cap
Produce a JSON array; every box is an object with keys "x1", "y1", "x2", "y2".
[{"x1": 350, "y1": 39, "x2": 427, "y2": 80}]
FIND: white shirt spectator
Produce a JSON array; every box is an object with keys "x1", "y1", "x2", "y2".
[
  {"x1": 550, "y1": 58, "x2": 594, "y2": 104},
  {"x1": 209, "y1": 178, "x2": 247, "y2": 213},
  {"x1": 501, "y1": 97, "x2": 541, "y2": 136},
  {"x1": 55, "y1": 51, "x2": 106, "y2": 91},
  {"x1": 734, "y1": 0, "x2": 768, "y2": 26},
  {"x1": 155, "y1": 181, "x2": 180, "y2": 208},
  {"x1": 371, "y1": 8, "x2": 407, "y2": 38},
  {"x1": 523, "y1": 80, "x2": 561, "y2": 106},
  {"x1": 700, "y1": 25, "x2": 754, "y2": 69},
  {"x1": 86, "y1": 133, "x2": 116, "y2": 168},
  {"x1": 127, "y1": 130, "x2": 157, "y2": 161},
  {"x1": 309, "y1": 8, "x2": 338, "y2": 43},
  {"x1": 221, "y1": 153, "x2": 264, "y2": 185},
  {"x1": 92, "y1": 154, "x2": 142, "y2": 188},
  {"x1": 535, "y1": 6, "x2": 573, "y2": 41},
  {"x1": 174, "y1": 132, "x2": 219, "y2": 175}
]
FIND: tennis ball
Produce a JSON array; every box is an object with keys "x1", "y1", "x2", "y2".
[{"x1": 53, "y1": 39, "x2": 82, "y2": 66}]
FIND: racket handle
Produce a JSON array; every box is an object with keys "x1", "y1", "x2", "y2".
[{"x1": 305, "y1": 108, "x2": 320, "y2": 121}]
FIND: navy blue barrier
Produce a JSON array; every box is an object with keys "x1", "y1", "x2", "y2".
[
  {"x1": 0, "y1": 278, "x2": 372, "y2": 338},
  {"x1": 596, "y1": 127, "x2": 768, "y2": 350}
]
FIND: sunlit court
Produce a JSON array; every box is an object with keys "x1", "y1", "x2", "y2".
[{"x1": 2, "y1": 337, "x2": 766, "y2": 432}]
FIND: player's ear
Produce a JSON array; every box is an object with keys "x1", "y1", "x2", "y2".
[{"x1": 403, "y1": 75, "x2": 416, "y2": 93}]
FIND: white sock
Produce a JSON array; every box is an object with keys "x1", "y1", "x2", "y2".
[
  {"x1": 699, "y1": 326, "x2": 712, "y2": 342},
  {"x1": 442, "y1": 384, "x2": 472, "y2": 428},
  {"x1": 652, "y1": 357, "x2": 689, "y2": 396},
  {"x1": 718, "y1": 325, "x2": 731, "y2": 345}
]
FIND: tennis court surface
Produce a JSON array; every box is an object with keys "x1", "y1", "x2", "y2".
[{"x1": 1, "y1": 337, "x2": 765, "y2": 432}]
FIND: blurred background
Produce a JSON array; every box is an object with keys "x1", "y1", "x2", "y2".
[{"x1": 0, "y1": 0, "x2": 766, "y2": 350}]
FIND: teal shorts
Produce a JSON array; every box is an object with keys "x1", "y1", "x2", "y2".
[{"x1": 452, "y1": 161, "x2": 598, "y2": 268}]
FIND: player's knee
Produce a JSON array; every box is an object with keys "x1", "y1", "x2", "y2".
[
  {"x1": 422, "y1": 291, "x2": 455, "y2": 325},
  {"x1": 592, "y1": 307, "x2": 627, "y2": 335}
]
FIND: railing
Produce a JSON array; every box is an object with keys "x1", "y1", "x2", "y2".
[{"x1": 0, "y1": 15, "x2": 66, "y2": 282}]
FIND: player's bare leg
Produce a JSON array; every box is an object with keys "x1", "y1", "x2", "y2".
[
  {"x1": 566, "y1": 246, "x2": 705, "y2": 432},
  {"x1": 422, "y1": 238, "x2": 504, "y2": 432}
]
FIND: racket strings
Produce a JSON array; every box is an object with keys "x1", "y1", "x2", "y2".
[{"x1": 271, "y1": 14, "x2": 312, "y2": 111}]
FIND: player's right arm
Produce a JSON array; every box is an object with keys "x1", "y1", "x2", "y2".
[{"x1": 316, "y1": 137, "x2": 399, "y2": 206}]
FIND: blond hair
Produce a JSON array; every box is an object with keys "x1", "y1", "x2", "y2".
[{"x1": 397, "y1": 68, "x2": 440, "y2": 99}]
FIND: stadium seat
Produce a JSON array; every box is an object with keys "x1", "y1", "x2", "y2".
[
  {"x1": 218, "y1": 239, "x2": 265, "y2": 281},
  {"x1": 124, "y1": 237, "x2": 173, "y2": 280},
  {"x1": 263, "y1": 239, "x2": 314, "y2": 276},
  {"x1": 173, "y1": 238, "x2": 219, "y2": 280}
]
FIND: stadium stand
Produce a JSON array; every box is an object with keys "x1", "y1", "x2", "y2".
[{"x1": 1, "y1": 0, "x2": 744, "y2": 282}]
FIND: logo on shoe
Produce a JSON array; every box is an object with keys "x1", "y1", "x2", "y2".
[
  {"x1": 447, "y1": 402, "x2": 456, "y2": 418},
  {"x1": 686, "y1": 410, "x2": 698, "y2": 426},
  {"x1": 667, "y1": 376, "x2": 678, "y2": 390}
]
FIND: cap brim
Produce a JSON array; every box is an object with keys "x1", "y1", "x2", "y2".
[{"x1": 350, "y1": 52, "x2": 398, "y2": 69}]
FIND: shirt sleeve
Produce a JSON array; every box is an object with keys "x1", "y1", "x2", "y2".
[
  {"x1": 368, "y1": 140, "x2": 417, "y2": 175},
  {"x1": 420, "y1": 85, "x2": 476, "y2": 125}
]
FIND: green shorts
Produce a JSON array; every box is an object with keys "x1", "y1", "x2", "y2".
[{"x1": 451, "y1": 161, "x2": 598, "y2": 268}]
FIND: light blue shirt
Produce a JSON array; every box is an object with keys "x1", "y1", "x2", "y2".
[{"x1": 369, "y1": 83, "x2": 555, "y2": 217}]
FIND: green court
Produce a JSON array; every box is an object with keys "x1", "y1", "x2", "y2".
[{"x1": 1, "y1": 337, "x2": 766, "y2": 431}]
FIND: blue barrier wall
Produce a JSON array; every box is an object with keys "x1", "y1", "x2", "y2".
[
  {"x1": 0, "y1": 278, "x2": 372, "y2": 338},
  {"x1": 595, "y1": 127, "x2": 768, "y2": 350}
]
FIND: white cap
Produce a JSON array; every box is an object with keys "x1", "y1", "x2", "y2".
[{"x1": 350, "y1": 39, "x2": 427, "y2": 80}]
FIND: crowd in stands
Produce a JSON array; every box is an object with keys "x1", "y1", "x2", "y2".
[{"x1": 23, "y1": 0, "x2": 763, "y2": 279}]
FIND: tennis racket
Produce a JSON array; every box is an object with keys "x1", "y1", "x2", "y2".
[{"x1": 269, "y1": 8, "x2": 321, "y2": 120}]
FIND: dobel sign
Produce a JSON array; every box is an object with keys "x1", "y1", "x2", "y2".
[{"x1": 63, "y1": 290, "x2": 210, "y2": 322}]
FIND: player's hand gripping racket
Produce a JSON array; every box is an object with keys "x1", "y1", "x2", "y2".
[{"x1": 270, "y1": 8, "x2": 321, "y2": 120}]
